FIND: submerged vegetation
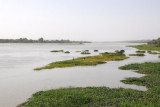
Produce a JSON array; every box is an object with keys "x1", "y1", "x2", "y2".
[
  {"x1": 20, "y1": 62, "x2": 160, "y2": 106},
  {"x1": 34, "y1": 50, "x2": 128, "y2": 71},
  {"x1": 129, "y1": 54, "x2": 145, "y2": 56}
]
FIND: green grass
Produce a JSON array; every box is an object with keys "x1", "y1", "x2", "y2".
[
  {"x1": 35, "y1": 52, "x2": 128, "y2": 71},
  {"x1": 34, "y1": 60, "x2": 106, "y2": 70},
  {"x1": 129, "y1": 44, "x2": 160, "y2": 51},
  {"x1": 20, "y1": 62, "x2": 160, "y2": 107},
  {"x1": 129, "y1": 54, "x2": 145, "y2": 56}
]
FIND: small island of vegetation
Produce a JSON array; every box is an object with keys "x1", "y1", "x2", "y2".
[
  {"x1": 50, "y1": 50, "x2": 64, "y2": 52},
  {"x1": 136, "y1": 50, "x2": 145, "y2": 53},
  {"x1": 129, "y1": 53, "x2": 145, "y2": 56},
  {"x1": 81, "y1": 50, "x2": 91, "y2": 54},
  {"x1": 34, "y1": 50, "x2": 128, "y2": 71},
  {"x1": 64, "y1": 51, "x2": 70, "y2": 53}
]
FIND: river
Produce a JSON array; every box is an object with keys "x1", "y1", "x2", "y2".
[{"x1": 0, "y1": 42, "x2": 159, "y2": 107}]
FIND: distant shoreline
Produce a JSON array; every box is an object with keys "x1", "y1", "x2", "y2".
[{"x1": 0, "y1": 38, "x2": 91, "y2": 43}]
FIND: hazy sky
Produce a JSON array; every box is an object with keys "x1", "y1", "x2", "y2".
[{"x1": 0, "y1": 0, "x2": 160, "y2": 41}]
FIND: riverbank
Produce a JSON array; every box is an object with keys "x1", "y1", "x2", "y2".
[{"x1": 129, "y1": 44, "x2": 160, "y2": 51}]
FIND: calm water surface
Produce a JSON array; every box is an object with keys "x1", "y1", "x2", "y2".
[{"x1": 0, "y1": 43, "x2": 160, "y2": 107}]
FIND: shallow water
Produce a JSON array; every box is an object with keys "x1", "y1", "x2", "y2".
[{"x1": 0, "y1": 42, "x2": 160, "y2": 107}]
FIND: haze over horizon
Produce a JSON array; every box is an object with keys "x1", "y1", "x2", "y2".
[{"x1": 0, "y1": 0, "x2": 160, "y2": 41}]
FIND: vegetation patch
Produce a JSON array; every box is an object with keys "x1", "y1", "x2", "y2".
[
  {"x1": 129, "y1": 38, "x2": 160, "y2": 51},
  {"x1": 129, "y1": 44, "x2": 160, "y2": 51},
  {"x1": 51, "y1": 50, "x2": 64, "y2": 52},
  {"x1": 94, "y1": 50, "x2": 98, "y2": 52},
  {"x1": 75, "y1": 51, "x2": 81, "y2": 52},
  {"x1": 81, "y1": 50, "x2": 91, "y2": 54},
  {"x1": 136, "y1": 50, "x2": 145, "y2": 53},
  {"x1": 147, "y1": 51, "x2": 160, "y2": 55},
  {"x1": 20, "y1": 62, "x2": 160, "y2": 106},
  {"x1": 81, "y1": 51, "x2": 91, "y2": 54},
  {"x1": 35, "y1": 60, "x2": 106, "y2": 70},
  {"x1": 64, "y1": 51, "x2": 70, "y2": 53},
  {"x1": 129, "y1": 54, "x2": 145, "y2": 56},
  {"x1": 35, "y1": 50, "x2": 128, "y2": 71}
]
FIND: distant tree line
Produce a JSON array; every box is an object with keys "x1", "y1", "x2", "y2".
[
  {"x1": 148, "y1": 38, "x2": 160, "y2": 47},
  {"x1": 0, "y1": 38, "x2": 91, "y2": 43}
]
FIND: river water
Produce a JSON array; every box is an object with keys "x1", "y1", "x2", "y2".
[{"x1": 0, "y1": 42, "x2": 160, "y2": 107}]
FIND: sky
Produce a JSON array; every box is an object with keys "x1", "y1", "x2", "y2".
[{"x1": 0, "y1": 0, "x2": 160, "y2": 41}]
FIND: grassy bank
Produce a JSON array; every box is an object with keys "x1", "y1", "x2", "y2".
[
  {"x1": 147, "y1": 51, "x2": 160, "y2": 55},
  {"x1": 35, "y1": 52, "x2": 128, "y2": 71},
  {"x1": 20, "y1": 62, "x2": 160, "y2": 106},
  {"x1": 129, "y1": 44, "x2": 160, "y2": 51}
]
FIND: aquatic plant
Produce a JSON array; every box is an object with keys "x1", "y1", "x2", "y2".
[
  {"x1": 51, "y1": 50, "x2": 64, "y2": 52},
  {"x1": 81, "y1": 51, "x2": 91, "y2": 54},
  {"x1": 94, "y1": 50, "x2": 98, "y2": 52},
  {"x1": 136, "y1": 50, "x2": 145, "y2": 53},
  {"x1": 64, "y1": 51, "x2": 70, "y2": 53},
  {"x1": 75, "y1": 51, "x2": 81, "y2": 52},
  {"x1": 129, "y1": 54, "x2": 145, "y2": 56}
]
